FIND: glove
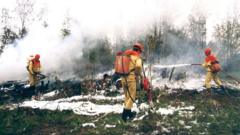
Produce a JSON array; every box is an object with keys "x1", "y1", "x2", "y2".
[{"x1": 30, "y1": 72, "x2": 35, "y2": 75}]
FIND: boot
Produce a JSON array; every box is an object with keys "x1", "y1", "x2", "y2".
[
  {"x1": 121, "y1": 108, "x2": 127, "y2": 122},
  {"x1": 127, "y1": 109, "x2": 136, "y2": 120},
  {"x1": 220, "y1": 85, "x2": 229, "y2": 95},
  {"x1": 29, "y1": 85, "x2": 36, "y2": 90},
  {"x1": 205, "y1": 88, "x2": 211, "y2": 97}
]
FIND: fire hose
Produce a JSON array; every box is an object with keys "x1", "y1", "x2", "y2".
[
  {"x1": 191, "y1": 63, "x2": 202, "y2": 66},
  {"x1": 36, "y1": 73, "x2": 47, "y2": 81}
]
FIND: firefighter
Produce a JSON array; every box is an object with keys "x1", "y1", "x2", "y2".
[
  {"x1": 121, "y1": 42, "x2": 144, "y2": 122},
  {"x1": 202, "y1": 48, "x2": 224, "y2": 93},
  {"x1": 27, "y1": 54, "x2": 41, "y2": 87}
]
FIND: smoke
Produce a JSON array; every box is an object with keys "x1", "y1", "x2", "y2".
[
  {"x1": 0, "y1": 21, "x2": 84, "y2": 81},
  {"x1": 0, "y1": 0, "x2": 240, "y2": 82}
]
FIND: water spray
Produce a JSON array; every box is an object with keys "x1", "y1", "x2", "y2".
[{"x1": 152, "y1": 63, "x2": 201, "y2": 69}]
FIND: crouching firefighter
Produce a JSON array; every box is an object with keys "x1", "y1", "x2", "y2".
[
  {"x1": 27, "y1": 54, "x2": 42, "y2": 88},
  {"x1": 202, "y1": 48, "x2": 224, "y2": 94},
  {"x1": 114, "y1": 42, "x2": 144, "y2": 122}
]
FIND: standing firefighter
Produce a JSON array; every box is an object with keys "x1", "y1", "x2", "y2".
[
  {"x1": 115, "y1": 42, "x2": 144, "y2": 122},
  {"x1": 202, "y1": 48, "x2": 224, "y2": 93},
  {"x1": 27, "y1": 54, "x2": 41, "y2": 87}
]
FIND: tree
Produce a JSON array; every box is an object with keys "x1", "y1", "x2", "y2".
[
  {"x1": 81, "y1": 37, "x2": 114, "y2": 78},
  {"x1": 188, "y1": 14, "x2": 207, "y2": 49},
  {"x1": 113, "y1": 35, "x2": 129, "y2": 53},
  {"x1": 0, "y1": 27, "x2": 18, "y2": 46},
  {"x1": 146, "y1": 21, "x2": 189, "y2": 63},
  {"x1": 0, "y1": 8, "x2": 18, "y2": 54},
  {"x1": 214, "y1": 17, "x2": 240, "y2": 60},
  {"x1": 0, "y1": 8, "x2": 11, "y2": 26},
  {"x1": 155, "y1": 21, "x2": 172, "y2": 60},
  {"x1": 146, "y1": 22, "x2": 165, "y2": 64},
  {"x1": 15, "y1": 0, "x2": 34, "y2": 38},
  {"x1": 61, "y1": 13, "x2": 71, "y2": 38}
]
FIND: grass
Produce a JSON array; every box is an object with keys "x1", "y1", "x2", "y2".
[{"x1": 1, "y1": 87, "x2": 240, "y2": 134}]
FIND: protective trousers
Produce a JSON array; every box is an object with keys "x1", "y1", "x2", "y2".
[
  {"x1": 204, "y1": 71, "x2": 222, "y2": 89},
  {"x1": 29, "y1": 72, "x2": 38, "y2": 86},
  {"x1": 122, "y1": 80, "x2": 136, "y2": 110}
]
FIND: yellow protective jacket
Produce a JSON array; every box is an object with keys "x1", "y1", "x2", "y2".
[
  {"x1": 28, "y1": 60, "x2": 41, "y2": 74},
  {"x1": 202, "y1": 54, "x2": 218, "y2": 72},
  {"x1": 121, "y1": 50, "x2": 143, "y2": 82}
]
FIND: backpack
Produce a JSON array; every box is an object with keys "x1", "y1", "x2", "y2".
[
  {"x1": 26, "y1": 55, "x2": 35, "y2": 71},
  {"x1": 114, "y1": 53, "x2": 134, "y2": 76},
  {"x1": 210, "y1": 61, "x2": 221, "y2": 73},
  {"x1": 205, "y1": 54, "x2": 221, "y2": 73}
]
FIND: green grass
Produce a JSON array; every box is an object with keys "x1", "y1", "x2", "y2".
[{"x1": 1, "y1": 88, "x2": 240, "y2": 134}]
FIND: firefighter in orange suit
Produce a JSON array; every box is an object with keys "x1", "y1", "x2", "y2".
[
  {"x1": 121, "y1": 43, "x2": 144, "y2": 122},
  {"x1": 28, "y1": 54, "x2": 41, "y2": 87},
  {"x1": 202, "y1": 48, "x2": 223, "y2": 91}
]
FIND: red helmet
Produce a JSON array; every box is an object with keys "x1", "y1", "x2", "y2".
[
  {"x1": 133, "y1": 42, "x2": 144, "y2": 52},
  {"x1": 35, "y1": 54, "x2": 40, "y2": 59},
  {"x1": 204, "y1": 48, "x2": 211, "y2": 56}
]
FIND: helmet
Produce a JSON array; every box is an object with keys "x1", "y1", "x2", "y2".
[
  {"x1": 133, "y1": 42, "x2": 144, "y2": 52},
  {"x1": 35, "y1": 54, "x2": 40, "y2": 59},
  {"x1": 204, "y1": 48, "x2": 211, "y2": 56}
]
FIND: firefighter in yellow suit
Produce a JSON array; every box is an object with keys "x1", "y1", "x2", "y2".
[
  {"x1": 121, "y1": 43, "x2": 143, "y2": 122},
  {"x1": 28, "y1": 54, "x2": 41, "y2": 87},
  {"x1": 202, "y1": 48, "x2": 223, "y2": 93}
]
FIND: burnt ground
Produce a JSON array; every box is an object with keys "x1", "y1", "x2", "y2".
[
  {"x1": 0, "y1": 79, "x2": 240, "y2": 135},
  {"x1": 0, "y1": 77, "x2": 114, "y2": 105},
  {"x1": 0, "y1": 79, "x2": 81, "y2": 105}
]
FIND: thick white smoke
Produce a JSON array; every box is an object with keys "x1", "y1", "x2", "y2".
[{"x1": 0, "y1": 0, "x2": 239, "y2": 82}]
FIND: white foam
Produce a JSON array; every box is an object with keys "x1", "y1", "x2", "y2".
[{"x1": 156, "y1": 105, "x2": 195, "y2": 115}]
